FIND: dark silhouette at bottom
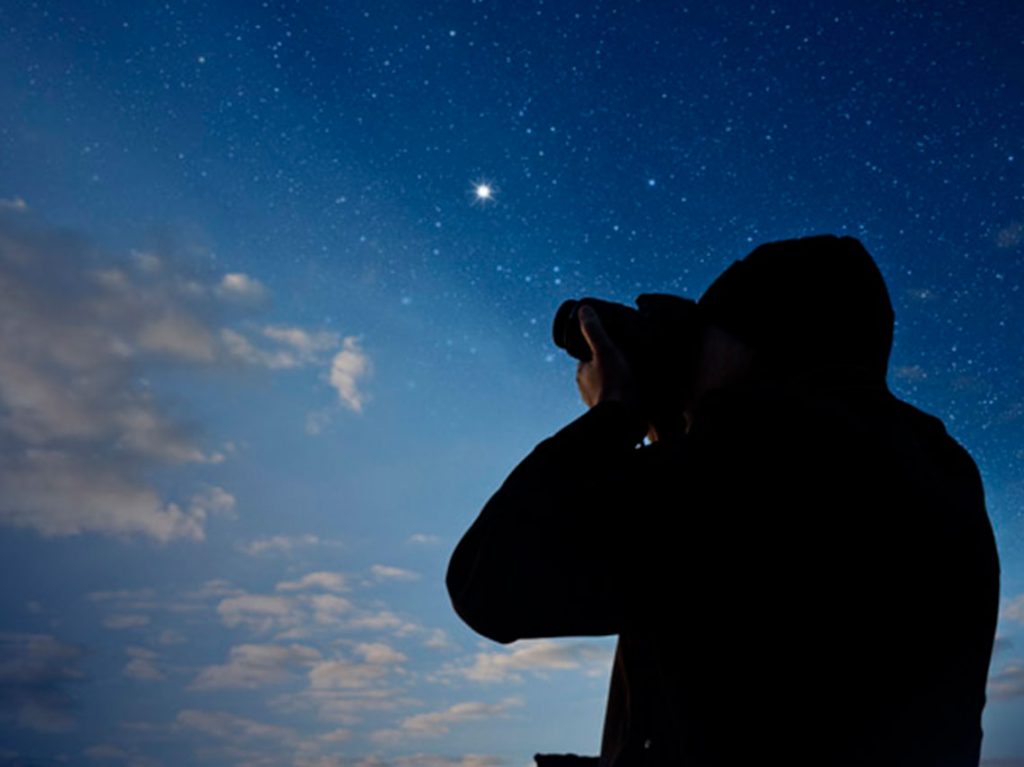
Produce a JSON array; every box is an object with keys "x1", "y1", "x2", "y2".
[{"x1": 447, "y1": 235, "x2": 1000, "y2": 766}]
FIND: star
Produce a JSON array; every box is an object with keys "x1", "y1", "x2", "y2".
[{"x1": 469, "y1": 179, "x2": 497, "y2": 206}]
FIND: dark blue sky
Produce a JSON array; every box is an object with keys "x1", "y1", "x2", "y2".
[{"x1": 1, "y1": 2, "x2": 1023, "y2": 765}]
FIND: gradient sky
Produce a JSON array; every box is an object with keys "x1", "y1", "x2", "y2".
[{"x1": 1, "y1": 2, "x2": 1023, "y2": 766}]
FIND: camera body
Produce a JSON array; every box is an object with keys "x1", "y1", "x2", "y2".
[{"x1": 552, "y1": 294, "x2": 704, "y2": 426}]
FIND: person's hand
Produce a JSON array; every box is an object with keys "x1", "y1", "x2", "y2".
[{"x1": 575, "y1": 305, "x2": 638, "y2": 408}]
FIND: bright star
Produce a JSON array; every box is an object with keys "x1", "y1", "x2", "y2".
[{"x1": 470, "y1": 179, "x2": 497, "y2": 206}]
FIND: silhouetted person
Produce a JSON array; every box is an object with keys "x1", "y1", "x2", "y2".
[{"x1": 446, "y1": 236, "x2": 1000, "y2": 766}]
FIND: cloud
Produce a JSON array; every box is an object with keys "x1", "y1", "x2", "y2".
[
  {"x1": 309, "y1": 660, "x2": 389, "y2": 690},
  {"x1": 346, "y1": 610, "x2": 417, "y2": 634},
  {"x1": 423, "y1": 629, "x2": 456, "y2": 651},
  {"x1": 136, "y1": 311, "x2": 217, "y2": 362},
  {"x1": 276, "y1": 572, "x2": 349, "y2": 593},
  {"x1": 123, "y1": 647, "x2": 164, "y2": 681},
  {"x1": 0, "y1": 216, "x2": 358, "y2": 542},
  {"x1": 391, "y1": 757, "x2": 505, "y2": 767},
  {"x1": 446, "y1": 639, "x2": 613, "y2": 683},
  {"x1": 355, "y1": 643, "x2": 408, "y2": 665},
  {"x1": 131, "y1": 249, "x2": 161, "y2": 273},
  {"x1": 187, "y1": 486, "x2": 236, "y2": 521},
  {"x1": 397, "y1": 698, "x2": 523, "y2": 737},
  {"x1": 305, "y1": 409, "x2": 333, "y2": 436},
  {"x1": 371, "y1": 565, "x2": 421, "y2": 582},
  {"x1": 191, "y1": 643, "x2": 320, "y2": 690},
  {"x1": 0, "y1": 633, "x2": 83, "y2": 732},
  {"x1": 223, "y1": 323, "x2": 347, "y2": 373},
  {"x1": 238, "y1": 534, "x2": 324, "y2": 556},
  {"x1": 0, "y1": 197, "x2": 28, "y2": 212},
  {"x1": 262, "y1": 325, "x2": 339, "y2": 356},
  {"x1": 270, "y1": 687, "x2": 412, "y2": 726},
  {"x1": 1001, "y1": 594, "x2": 1024, "y2": 623},
  {"x1": 408, "y1": 533, "x2": 441, "y2": 546},
  {"x1": 185, "y1": 579, "x2": 245, "y2": 602},
  {"x1": 221, "y1": 328, "x2": 301, "y2": 369},
  {"x1": 216, "y1": 272, "x2": 268, "y2": 302},
  {"x1": 0, "y1": 219, "x2": 220, "y2": 540},
  {"x1": 309, "y1": 594, "x2": 355, "y2": 626},
  {"x1": 217, "y1": 594, "x2": 302, "y2": 634},
  {"x1": 0, "y1": 448, "x2": 208, "y2": 541},
  {"x1": 329, "y1": 337, "x2": 371, "y2": 412},
  {"x1": 989, "y1": 661, "x2": 1024, "y2": 700}
]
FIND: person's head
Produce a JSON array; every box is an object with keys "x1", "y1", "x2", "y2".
[{"x1": 679, "y1": 235, "x2": 895, "y2": 424}]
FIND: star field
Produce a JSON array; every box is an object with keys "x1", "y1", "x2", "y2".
[{"x1": 0, "y1": 1, "x2": 1023, "y2": 765}]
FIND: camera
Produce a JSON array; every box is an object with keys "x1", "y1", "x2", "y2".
[{"x1": 552, "y1": 293, "x2": 704, "y2": 423}]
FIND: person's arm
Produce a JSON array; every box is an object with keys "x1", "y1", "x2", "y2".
[{"x1": 446, "y1": 398, "x2": 651, "y2": 643}]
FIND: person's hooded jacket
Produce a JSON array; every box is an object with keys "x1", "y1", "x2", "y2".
[{"x1": 446, "y1": 236, "x2": 1000, "y2": 767}]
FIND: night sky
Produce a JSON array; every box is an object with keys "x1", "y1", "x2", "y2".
[{"x1": 1, "y1": 1, "x2": 1023, "y2": 765}]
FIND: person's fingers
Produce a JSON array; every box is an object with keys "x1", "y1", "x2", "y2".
[{"x1": 577, "y1": 305, "x2": 613, "y2": 358}]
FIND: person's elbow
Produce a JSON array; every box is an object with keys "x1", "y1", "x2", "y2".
[{"x1": 445, "y1": 551, "x2": 522, "y2": 645}]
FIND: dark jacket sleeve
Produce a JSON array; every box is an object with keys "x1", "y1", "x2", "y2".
[{"x1": 446, "y1": 400, "x2": 652, "y2": 644}]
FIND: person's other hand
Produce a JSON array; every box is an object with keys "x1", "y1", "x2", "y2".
[{"x1": 575, "y1": 305, "x2": 638, "y2": 408}]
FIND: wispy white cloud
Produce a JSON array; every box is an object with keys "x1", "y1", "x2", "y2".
[
  {"x1": 319, "y1": 727, "x2": 353, "y2": 743},
  {"x1": 262, "y1": 325, "x2": 339, "y2": 356},
  {"x1": 354, "y1": 642, "x2": 408, "y2": 665},
  {"x1": 276, "y1": 572, "x2": 349, "y2": 594},
  {"x1": 330, "y1": 336, "x2": 372, "y2": 412},
  {"x1": 372, "y1": 565, "x2": 421, "y2": 582},
  {"x1": 393, "y1": 698, "x2": 523, "y2": 738},
  {"x1": 238, "y1": 534, "x2": 325, "y2": 556},
  {"x1": 0, "y1": 196, "x2": 28, "y2": 212},
  {"x1": 270, "y1": 687, "x2": 412, "y2": 727},
  {"x1": 1001, "y1": 594, "x2": 1024, "y2": 623},
  {"x1": 217, "y1": 594, "x2": 302, "y2": 634},
  {"x1": 305, "y1": 408, "x2": 333, "y2": 436},
  {"x1": 989, "y1": 661, "x2": 1024, "y2": 700},
  {"x1": 0, "y1": 216, "x2": 361, "y2": 542},
  {"x1": 346, "y1": 610, "x2": 418, "y2": 634},
  {"x1": 216, "y1": 272, "x2": 268, "y2": 302},
  {"x1": 391, "y1": 756, "x2": 506, "y2": 767},
  {"x1": 443, "y1": 639, "x2": 613, "y2": 684},
  {"x1": 186, "y1": 579, "x2": 245, "y2": 601},
  {"x1": 407, "y1": 533, "x2": 441, "y2": 546},
  {"x1": 123, "y1": 646, "x2": 165, "y2": 681},
  {"x1": 423, "y1": 629, "x2": 456, "y2": 651},
  {"x1": 308, "y1": 594, "x2": 355, "y2": 626},
  {"x1": 220, "y1": 323, "x2": 341, "y2": 371},
  {"x1": 187, "y1": 486, "x2": 236, "y2": 521},
  {"x1": 221, "y1": 327, "x2": 304, "y2": 369},
  {"x1": 191, "y1": 643, "x2": 320, "y2": 690},
  {"x1": 309, "y1": 659, "x2": 389, "y2": 690}
]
